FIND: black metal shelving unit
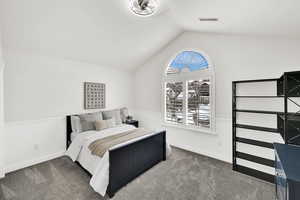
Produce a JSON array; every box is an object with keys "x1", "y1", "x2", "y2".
[
  {"x1": 277, "y1": 71, "x2": 300, "y2": 145},
  {"x1": 232, "y1": 71, "x2": 300, "y2": 183}
]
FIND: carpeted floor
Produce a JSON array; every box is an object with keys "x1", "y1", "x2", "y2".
[{"x1": 0, "y1": 147, "x2": 274, "y2": 200}]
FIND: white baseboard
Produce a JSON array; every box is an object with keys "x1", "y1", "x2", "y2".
[{"x1": 4, "y1": 151, "x2": 66, "y2": 174}]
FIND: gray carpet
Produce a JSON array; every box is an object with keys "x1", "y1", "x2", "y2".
[{"x1": 0, "y1": 148, "x2": 274, "y2": 200}]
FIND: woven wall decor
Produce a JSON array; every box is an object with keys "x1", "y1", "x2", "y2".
[{"x1": 84, "y1": 82, "x2": 106, "y2": 109}]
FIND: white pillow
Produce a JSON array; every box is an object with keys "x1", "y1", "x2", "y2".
[
  {"x1": 106, "y1": 118, "x2": 116, "y2": 128},
  {"x1": 102, "y1": 109, "x2": 122, "y2": 125},
  {"x1": 71, "y1": 115, "x2": 82, "y2": 133},
  {"x1": 120, "y1": 107, "x2": 129, "y2": 122}
]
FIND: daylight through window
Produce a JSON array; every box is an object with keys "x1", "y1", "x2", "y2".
[{"x1": 164, "y1": 51, "x2": 214, "y2": 130}]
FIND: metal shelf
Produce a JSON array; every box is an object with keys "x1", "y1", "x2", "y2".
[
  {"x1": 236, "y1": 152, "x2": 275, "y2": 168},
  {"x1": 235, "y1": 165, "x2": 274, "y2": 183},
  {"x1": 234, "y1": 109, "x2": 281, "y2": 115},
  {"x1": 233, "y1": 78, "x2": 278, "y2": 84},
  {"x1": 233, "y1": 72, "x2": 300, "y2": 183},
  {"x1": 236, "y1": 137, "x2": 274, "y2": 149},
  {"x1": 236, "y1": 124, "x2": 279, "y2": 133},
  {"x1": 278, "y1": 114, "x2": 300, "y2": 122},
  {"x1": 235, "y1": 96, "x2": 283, "y2": 98}
]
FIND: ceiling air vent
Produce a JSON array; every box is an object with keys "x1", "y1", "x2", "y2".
[{"x1": 199, "y1": 18, "x2": 218, "y2": 22}]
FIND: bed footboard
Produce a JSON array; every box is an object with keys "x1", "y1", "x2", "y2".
[{"x1": 107, "y1": 131, "x2": 166, "y2": 198}]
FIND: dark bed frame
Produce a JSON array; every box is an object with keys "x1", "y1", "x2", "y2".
[{"x1": 66, "y1": 116, "x2": 166, "y2": 198}]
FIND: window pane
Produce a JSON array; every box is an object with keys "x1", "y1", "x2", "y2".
[
  {"x1": 166, "y1": 51, "x2": 209, "y2": 75},
  {"x1": 165, "y1": 82, "x2": 183, "y2": 124},
  {"x1": 187, "y1": 80, "x2": 210, "y2": 128}
]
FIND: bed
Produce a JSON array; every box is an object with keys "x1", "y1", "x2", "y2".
[{"x1": 65, "y1": 115, "x2": 169, "y2": 198}]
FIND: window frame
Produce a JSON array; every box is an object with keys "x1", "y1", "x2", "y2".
[{"x1": 162, "y1": 50, "x2": 216, "y2": 134}]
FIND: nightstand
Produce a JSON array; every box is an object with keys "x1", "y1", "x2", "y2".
[{"x1": 125, "y1": 120, "x2": 139, "y2": 128}]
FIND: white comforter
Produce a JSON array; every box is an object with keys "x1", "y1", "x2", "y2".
[{"x1": 65, "y1": 125, "x2": 171, "y2": 196}]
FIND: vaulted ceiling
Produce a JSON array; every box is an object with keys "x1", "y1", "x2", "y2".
[
  {"x1": 1, "y1": 0, "x2": 300, "y2": 70},
  {"x1": 170, "y1": 0, "x2": 300, "y2": 37},
  {"x1": 0, "y1": 0, "x2": 181, "y2": 70}
]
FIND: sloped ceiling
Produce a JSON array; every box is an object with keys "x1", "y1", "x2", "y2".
[
  {"x1": 0, "y1": 0, "x2": 181, "y2": 70},
  {"x1": 170, "y1": 0, "x2": 300, "y2": 37},
  {"x1": 1, "y1": 0, "x2": 300, "y2": 70}
]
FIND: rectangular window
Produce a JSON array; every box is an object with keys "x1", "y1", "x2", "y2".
[
  {"x1": 165, "y1": 82, "x2": 183, "y2": 124},
  {"x1": 164, "y1": 79, "x2": 211, "y2": 129},
  {"x1": 187, "y1": 80, "x2": 210, "y2": 128}
]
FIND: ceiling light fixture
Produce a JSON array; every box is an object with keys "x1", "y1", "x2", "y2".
[{"x1": 130, "y1": 0, "x2": 159, "y2": 17}]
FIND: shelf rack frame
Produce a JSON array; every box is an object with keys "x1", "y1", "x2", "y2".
[
  {"x1": 232, "y1": 78, "x2": 278, "y2": 183},
  {"x1": 232, "y1": 71, "x2": 300, "y2": 183}
]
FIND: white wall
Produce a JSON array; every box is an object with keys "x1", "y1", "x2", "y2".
[
  {"x1": 134, "y1": 32, "x2": 300, "y2": 168},
  {"x1": 4, "y1": 31, "x2": 300, "y2": 175},
  {"x1": 3, "y1": 50, "x2": 134, "y2": 173},
  {"x1": 0, "y1": 31, "x2": 5, "y2": 178}
]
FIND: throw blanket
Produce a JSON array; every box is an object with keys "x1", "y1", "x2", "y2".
[{"x1": 88, "y1": 128, "x2": 153, "y2": 157}]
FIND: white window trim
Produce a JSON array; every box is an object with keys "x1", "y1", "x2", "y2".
[{"x1": 161, "y1": 50, "x2": 216, "y2": 134}]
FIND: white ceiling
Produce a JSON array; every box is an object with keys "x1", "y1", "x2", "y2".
[
  {"x1": 169, "y1": 0, "x2": 300, "y2": 37},
  {"x1": 1, "y1": 0, "x2": 300, "y2": 70},
  {"x1": 0, "y1": 0, "x2": 181, "y2": 70}
]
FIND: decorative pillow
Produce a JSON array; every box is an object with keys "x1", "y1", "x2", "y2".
[
  {"x1": 79, "y1": 112, "x2": 103, "y2": 131},
  {"x1": 106, "y1": 118, "x2": 116, "y2": 128},
  {"x1": 71, "y1": 115, "x2": 82, "y2": 133},
  {"x1": 95, "y1": 118, "x2": 116, "y2": 131},
  {"x1": 102, "y1": 109, "x2": 122, "y2": 125},
  {"x1": 120, "y1": 107, "x2": 129, "y2": 123},
  {"x1": 95, "y1": 120, "x2": 108, "y2": 131}
]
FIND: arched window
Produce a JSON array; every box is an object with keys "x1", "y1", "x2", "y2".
[
  {"x1": 163, "y1": 50, "x2": 215, "y2": 132},
  {"x1": 166, "y1": 51, "x2": 209, "y2": 74}
]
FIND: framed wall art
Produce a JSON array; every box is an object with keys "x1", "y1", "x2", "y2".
[{"x1": 84, "y1": 82, "x2": 106, "y2": 109}]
